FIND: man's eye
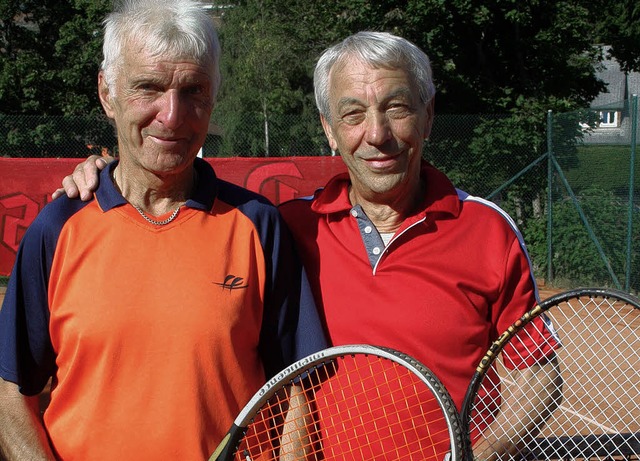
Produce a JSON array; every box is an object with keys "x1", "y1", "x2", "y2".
[
  {"x1": 387, "y1": 105, "x2": 411, "y2": 118},
  {"x1": 341, "y1": 112, "x2": 365, "y2": 125},
  {"x1": 138, "y1": 83, "x2": 160, "y2": 93},
  {"x1": 185, "y1": 85, "x2": 204, "y2": 95}
]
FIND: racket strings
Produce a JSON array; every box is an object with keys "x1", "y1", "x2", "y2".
[
  {"x1": 304, "y1": 361, "x2": 448, "y2": 460},
  {"x1": 470, "y1": 295, "x2": 640, "y2": 461},
  {"x1": 234, "y1": 354, "x2": 454, "y2": 460}
]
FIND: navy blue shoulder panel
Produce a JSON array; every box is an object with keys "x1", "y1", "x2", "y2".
[
  {"x1": 214, "y1": 177, "x2": 328, "y2": 378},
  {"x1": 0, "y1": 196, "x2": 91, "y2": 395}
]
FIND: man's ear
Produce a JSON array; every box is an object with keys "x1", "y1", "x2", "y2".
[
  {"x1": 98, "y1": 72, "x2": 116, "y2": 119},
  {"x1": 423, "y1": 97, "x2": 435, "y2": 140},
  {"x1": 320, "y1": 114, "x2": 338, "y2": 151}
]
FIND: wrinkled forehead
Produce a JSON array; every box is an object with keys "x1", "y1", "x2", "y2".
[
  {"x1": 328, "y1": 55, "x2": 419, "y2": 98},
  {"x1": 123, "y1": 33, "x2": 215, "y2": 68}
]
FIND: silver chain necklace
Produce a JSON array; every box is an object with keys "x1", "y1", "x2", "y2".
[{"x1": 133, "y1": 204, "x2": 181, "y2": 226}]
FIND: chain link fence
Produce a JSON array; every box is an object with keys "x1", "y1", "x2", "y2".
[
  {"x1": 0, "y1": 114, "x2": 118, "y2": 158},
  {"x1": 2, "y1": 98, "x2": 639, "y2": 292},
  {"x1": 542, "y1": 98, "x2": 640, "y2": 293}
]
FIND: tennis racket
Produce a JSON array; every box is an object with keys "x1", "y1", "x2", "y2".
[
  {"x1": 209, "y1": 344, "x2": 465, "y2": 461},
  {"x1": 461, "y1": 287, "x2": 640, "y2": 460}
]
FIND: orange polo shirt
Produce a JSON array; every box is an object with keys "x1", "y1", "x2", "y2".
[{"x1": 0, "y1": 159, "x2": 326, "y2": 460}]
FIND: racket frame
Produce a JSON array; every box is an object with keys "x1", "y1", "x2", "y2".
[{"x1": 210, "y1": 344, "x2": 466, "y2": 461}]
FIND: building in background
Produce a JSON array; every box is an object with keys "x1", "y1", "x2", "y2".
[{"x1": 584, "y1": 45, "x2": 640, "y2": 145}]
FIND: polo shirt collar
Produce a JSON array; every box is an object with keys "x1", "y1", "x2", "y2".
[
  {"x1": 95, "y1": 157, "x2": 218, "y2": 213},
  {"x1": 310, "y1": 159, "x2": 461, "y2": 219}
]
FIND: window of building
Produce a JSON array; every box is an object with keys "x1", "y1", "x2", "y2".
[{"x1": 599, "y1": 110, "x2": 620, "y2": 127}]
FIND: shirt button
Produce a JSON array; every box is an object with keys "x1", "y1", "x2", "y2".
[
  {"x1": 364, "y1": 226, "x2": 372, "y2": 234},
  {"x1": 372, "y1": 247, "x2": 381, "y2": 255},
  {"x1": 351, "y1": 209, "x2": 358, "y2": 217}
]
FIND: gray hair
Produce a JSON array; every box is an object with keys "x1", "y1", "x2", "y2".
[
  {"x1": 101, "y1": 0, "x2": 221, "y2": 97},
  {"x1": 314, "y1": 31, "x2": 436, "y2": 121}
]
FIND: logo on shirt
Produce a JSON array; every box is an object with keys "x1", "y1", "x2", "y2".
[{"x1": 213, "y1": 275, "x2": 249, "y2": 291}]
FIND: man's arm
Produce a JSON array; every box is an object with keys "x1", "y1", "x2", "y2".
[
  {"x1": 279, "y1": 384, "x2": 315, "y2": 461},
  {"x1": 0, "y1": 379, "x2": 56, "y2": 461},
  {"x1": 51, "y1": 155, "x2": 114, "y2": 201},
  {"x1": 472, "y1": 355, "x2": 563, "y2": 461}
]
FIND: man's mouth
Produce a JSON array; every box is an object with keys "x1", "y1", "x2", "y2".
[
  {"x1": 362, "y1": 153, "x2": 403, "y2": 170},
  {"x1": 148, "y1": 135, "x2": 187, "y2": 147}
]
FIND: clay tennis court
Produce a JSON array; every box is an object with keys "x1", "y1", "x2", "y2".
[
  {"x1": 538, "y1": 295, "x2": 639, "y2": 457},
  {"x1": 471, "y1": 290, "x2": 640, "y2": 460}
]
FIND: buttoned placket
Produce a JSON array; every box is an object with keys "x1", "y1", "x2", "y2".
[
  {"x1": 350, "y1": 204, "x2": 428, "y2": 274},
  {"x1": 350, "y1": 205, "x2": 386, "y2": 269}
]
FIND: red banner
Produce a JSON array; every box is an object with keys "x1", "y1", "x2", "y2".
[{"x1": 0, "y1": 157, "x2": 347, "y2": 276}]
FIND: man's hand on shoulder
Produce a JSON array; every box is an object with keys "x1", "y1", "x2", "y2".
[{"x1": 52, "y1": 155, "x2": 115, "y2": 201}]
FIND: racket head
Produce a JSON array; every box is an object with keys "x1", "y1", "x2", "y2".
[
  {"x1": 461, "y1": 287, "x2": 640, "y2": 460},
  {"x1": 210, "y1": 344, "x2": 465, "y2": 461}
]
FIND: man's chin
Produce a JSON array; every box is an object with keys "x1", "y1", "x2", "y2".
[{"x1": 135, "y1": 151, "x2": 197, "y2": 173}]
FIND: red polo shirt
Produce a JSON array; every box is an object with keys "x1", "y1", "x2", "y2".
[{"x1": 279, "y1": 160, "x2": 557, "y2": 456}]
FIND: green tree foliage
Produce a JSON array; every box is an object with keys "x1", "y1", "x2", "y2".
[
  {"x1": 0, "y1": 0, "x2": 112, "y2": 157},
  {"x1": 214, "y1": 0, "x2": 337, "y2": 156},
  {"x1": 596, "y1": 0, "x2": 640, "y2": 72},
  {"x1": 0, "y1": 0, "x2": 110, "y2": 115}
]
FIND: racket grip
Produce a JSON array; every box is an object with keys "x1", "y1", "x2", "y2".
[{"x1": 208, "y1": 425, "x2": 244, "y2": 461}]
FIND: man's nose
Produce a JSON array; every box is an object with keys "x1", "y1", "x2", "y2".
[
  {"x1": 156, "y1": 90, "x2": 185, "y2": 128},
  {"x1": 364, "y1": 111, "x2": 392, "y2": 146}
]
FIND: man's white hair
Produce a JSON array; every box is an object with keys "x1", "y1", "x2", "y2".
[
  {"x1": 314, "y1": 31, "x2": 436, "y2": 123},
  {"x1": 101, "y1": 0, "x2": 221, "y2": 97}
]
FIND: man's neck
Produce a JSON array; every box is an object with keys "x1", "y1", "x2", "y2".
[
  {"x1": 112, "y1": 162, "x2": 197, "y2": 215},
  {"x1": 348, "y1": 180, "x2": 425, "y2": 233}
]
